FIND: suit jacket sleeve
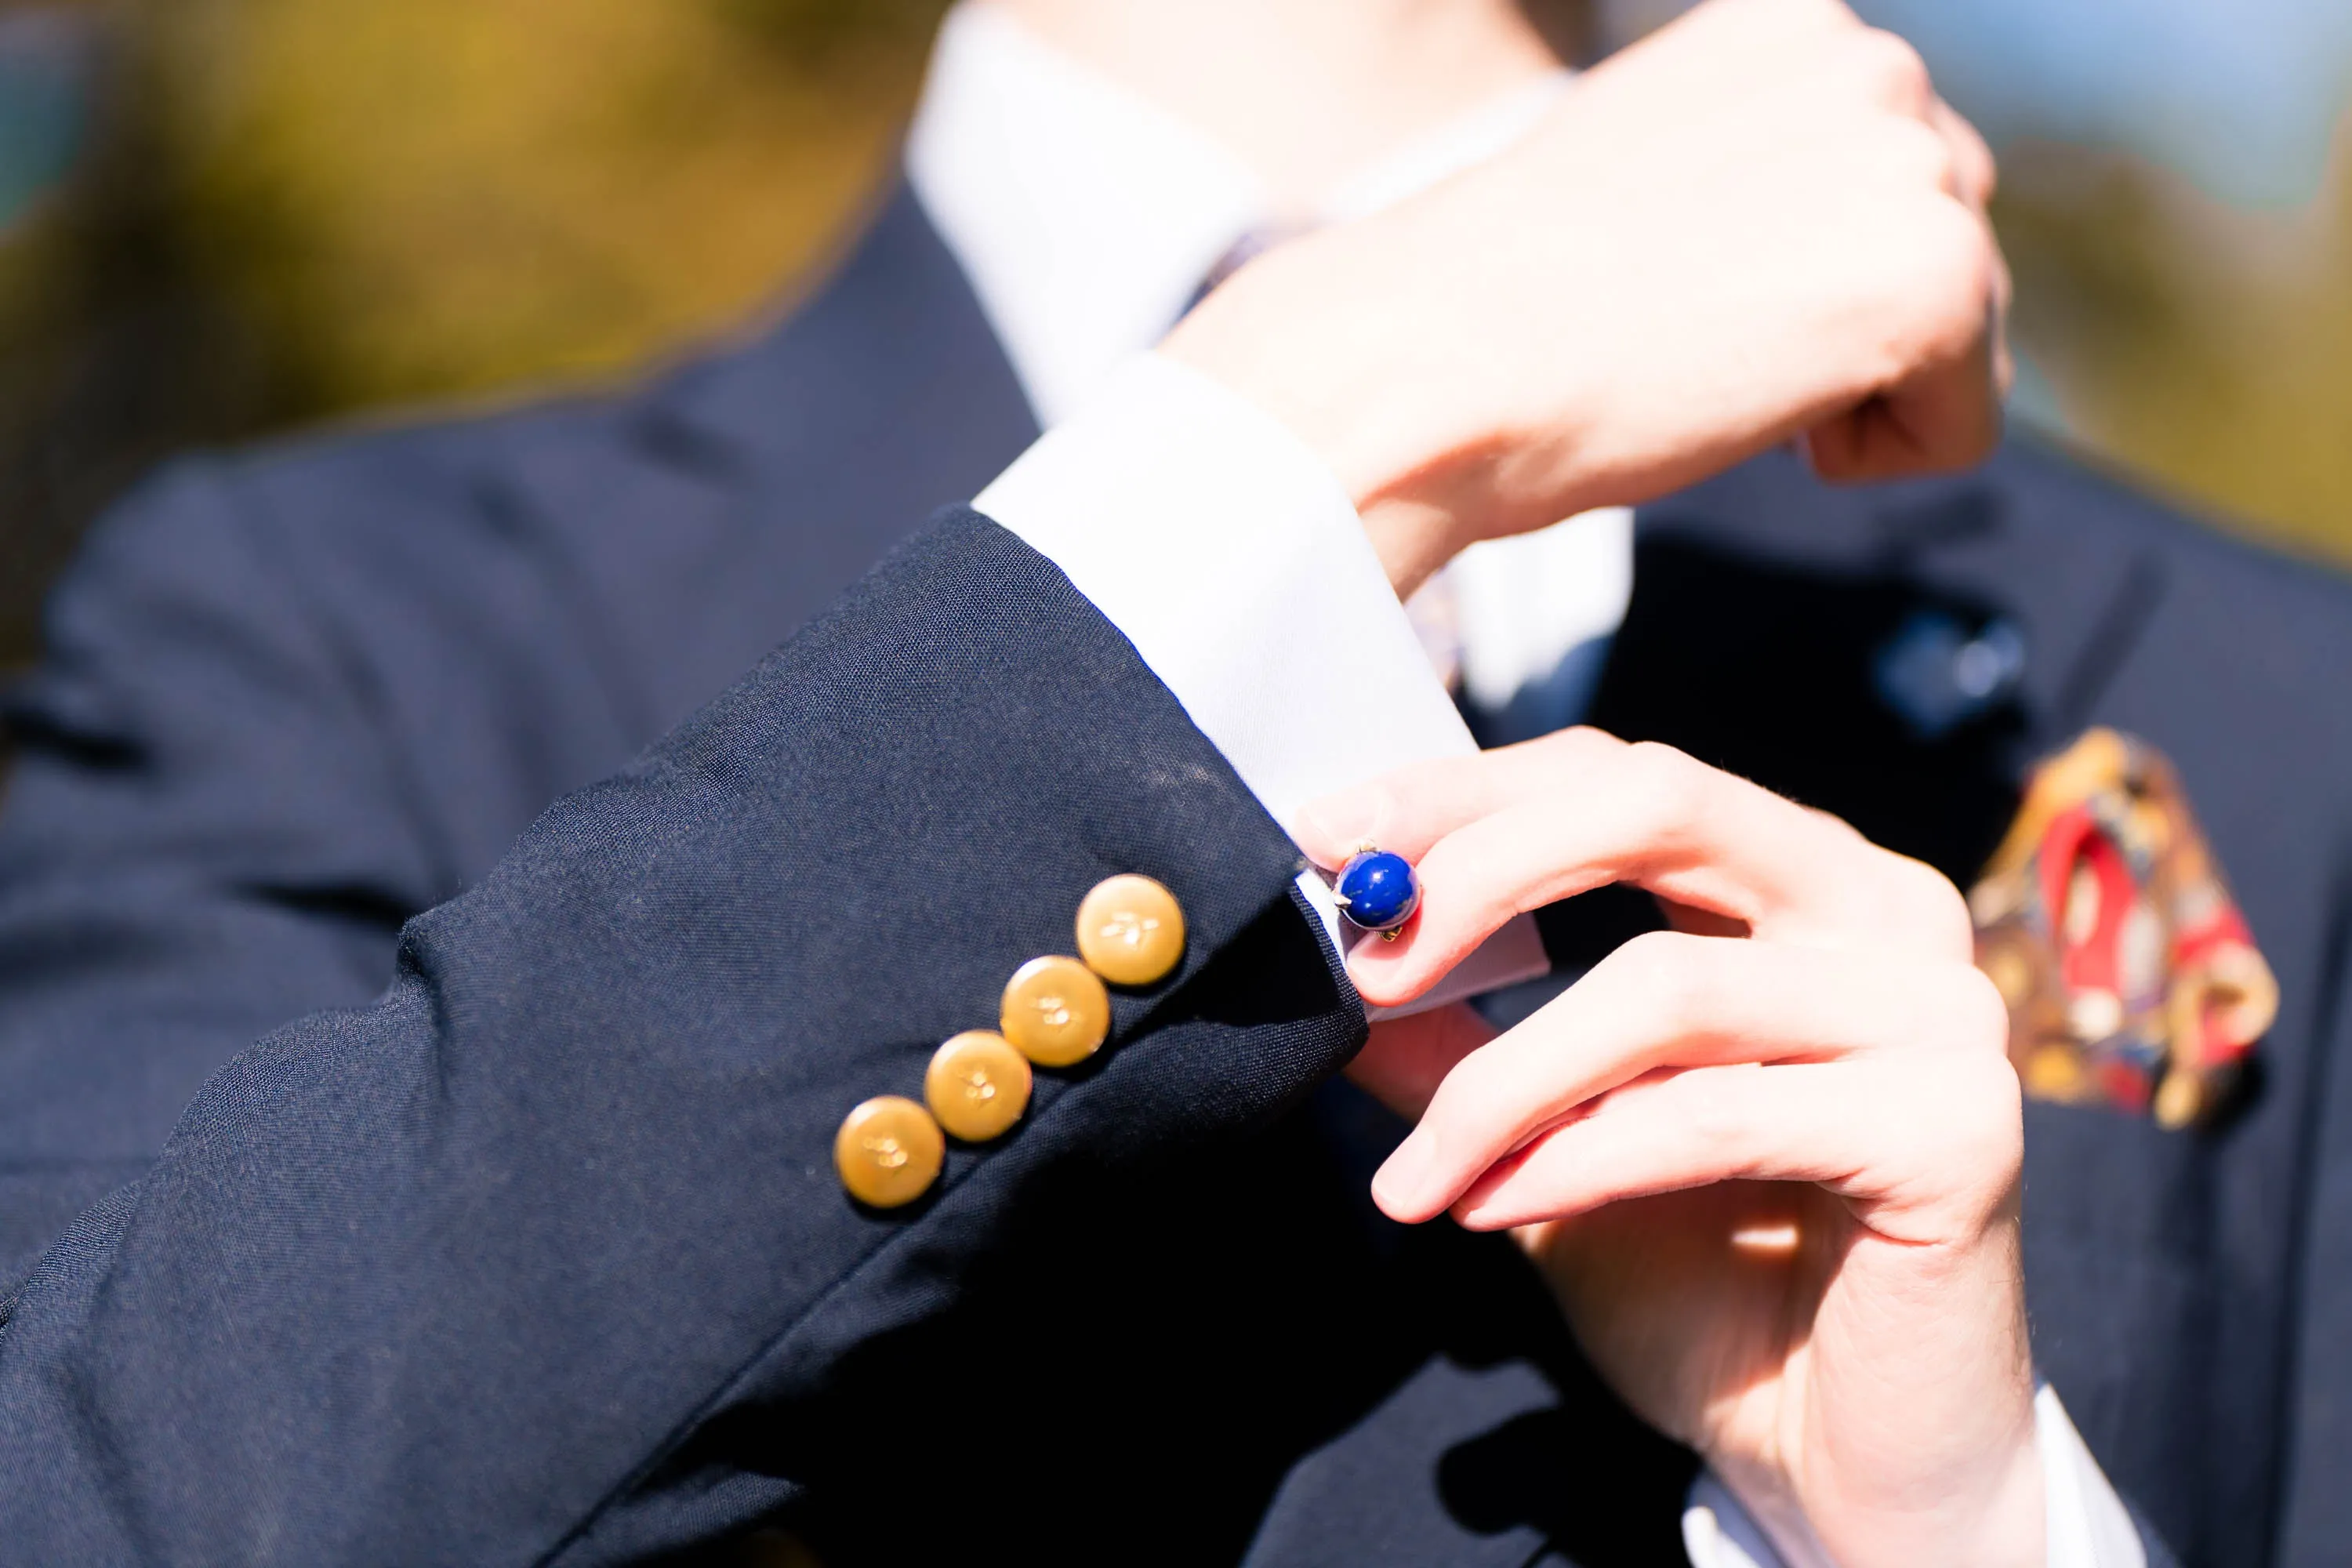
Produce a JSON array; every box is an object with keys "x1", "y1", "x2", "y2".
[
  {"x1": 0, "y1": 458, "x2": 453, "y2": 1287},
  {"x1": 0, "y1": 508, "x2": 1365, "y2": 1564}
]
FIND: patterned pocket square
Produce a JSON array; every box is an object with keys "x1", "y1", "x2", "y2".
[{"x1": 1969, "y1": 728, "x2": 2276, "y2": 1128}]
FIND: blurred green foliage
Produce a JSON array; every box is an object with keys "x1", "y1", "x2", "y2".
[
  {"x1": 141, "y1": 0, "x2": 949, "y2": 406},
  {"x1": 1998, "y1": 134, "x2": 2352, "y2": 564},
  {"x1": 0, "y1": 0, "x2": 947, "y2": 658},
  {"x1": 0, "y1": 0, "x2": 2344, "y2": 666}
]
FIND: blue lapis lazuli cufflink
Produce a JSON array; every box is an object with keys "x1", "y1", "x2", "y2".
[{"x1": 1335, "y1": 846, "x2": 1419, "y2": 936}]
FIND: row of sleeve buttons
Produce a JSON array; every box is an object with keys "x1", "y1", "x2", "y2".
[{"x1": 833, "y1": 874, "x2": 1186, "y2": 1208}]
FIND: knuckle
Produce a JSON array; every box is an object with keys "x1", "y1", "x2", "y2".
[
  {"x1": 1864, "y1": 201, "x2": 1997, "y2": 368},
  {"x1": 1668, "y1": 1069, "x2": 1752, "y2": 1150},
  {"x1": 1777, "y1": 0, "x2": 1863, "y2": 34},
  {"x1": 1803, "y1": 803, "x2": 1869, "y2": 851},
  {"x1": 1940, "y1": 961, "x2": 2014, "y2": 1058},
  {"x1": 1892, "y1": 855, "x2": 1974, "y2": 949},
  {"x1": 1936, "y1": 1013, "x2": 2020, "y2": 1105},
  {"x1": 1809, "y1": 807, "x2": 1921, "y2": 920},
  {"x1": 1610, "y1": 928, "x2": 1709, "y2": 1027},
  {"x1": 1891, "y1": 118, "x2": 1960, "y2": 195},
  {"x1": 1894, "y1": 1044, "x2": 2020, "y2": 1186},
  {"x1": 1954, "y1": 1044, "x2": 2026, "y2": 1167},
  {"x1": 1850, "y1": 862, "x2": 1963, "y2": 956},
  {"x1": 1621, "y1": 741, "x2": 1711, "y2": 840},
  {"x1": 1535, "y1": 724, "x2": 1624, "y2": 777},
  {"x1": 1915, "y1": 198, "x2": 1999, "y2": 296},
  {"x1": 1969, "y1": 134, "x2": 2002, "y2": 201},
  {"x1": 1852, "y1": 27, "x2": 1933, "y2": 108}
]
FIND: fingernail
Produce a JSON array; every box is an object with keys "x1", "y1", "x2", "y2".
[
  {"x1": 1371, "y1": 1131, "x2": 1436, "y2": 1215},
  {"x1": 1296, "y1": 793, "x2": 1373, "y2": 861},
  {"x1": 1343, "y1": 945, "x2": 1405, "y2": 1010}
]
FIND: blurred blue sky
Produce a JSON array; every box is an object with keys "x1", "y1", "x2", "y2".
[
  {"x1": 12, "y1": 4, "x2": 2348, "y2": 226},
  {"x1": 1853, "y1": 0, "x2": 2352, "y2": 207},
  {"x1": 0, "y1": 10, "x2": 92, "y2": 234}
]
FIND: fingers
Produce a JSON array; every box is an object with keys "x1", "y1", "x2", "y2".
[
  {"x1": 1830, "y1": 20, "x2": 1996, "y2": 212},
  {"x1": 1450, "y1": 1045, "x2": 2020, "y2": 1240},
  {"x1": 1301, "y1": 731, "x2": 1971, "y2": 1008},
  {"x1": 1777, "y1": 25, "x2": 2007, "y2": 482},
  {"x1": 1929, "y1": 97, "x2": 1998, "y2": 211},
  {"x1": 1296, "y1": 726, "x2": 1622, "y2": 866},
  {"x1": 1842, "y1": 30, "x2": 1998, "y2": 209},
  {"x1": 1806, "y1": 186, "x2": 2007, "y2": 481},
  {"x1": 1805, "y1": 309, "x2": 2004, "y2": 481},
  {"x1": 1838, "y1": 73, "x2": 2008, "y2": 477},
  {"x1": 1369, "y1": 931, "x2": 2005, "y2": 1222}
]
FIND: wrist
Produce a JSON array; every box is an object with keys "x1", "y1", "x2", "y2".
[
  {"x1": 1697, "y1": 1225, "x2": 2045, "y2": 1568},
  {"x1": 1354, "y1": 495, "x2": 1463, "y2": 604},
  {"x1": 1160, "y1": 235, "x2": 1519, "y2": 601},
  {"x1": 1722, "y1": 1446, "x2": 2045, "y2": 1568},
  {"x1": 1716, "y1": 1379, "x2": 2045, "y2": 1568}
]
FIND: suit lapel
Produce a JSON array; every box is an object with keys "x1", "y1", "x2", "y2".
[
  {"x1": 651, "y1": 178, "x2": 1040, "y2": 485},
  {"x1": 494, "y1": 179, "x2": 1042, "y2": 746}
]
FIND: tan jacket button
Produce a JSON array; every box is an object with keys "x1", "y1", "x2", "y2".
[
  {"x1": 924, "y1": 1030, "x2": 1033, "y2": 1142},
  {"x1": 1076, "y1": 873, "x2": 1186, "y2": 987},
  {"x1": 1000, "y1": 955, "x2": 1110, "y2": 1066},
  {"x1": 833, "y1": 1095, "x2": 944, "y2": 1208}
]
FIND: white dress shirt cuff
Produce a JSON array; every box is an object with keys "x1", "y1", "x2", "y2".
[
  {"x1": 1679, "y1": 1385, "x2": 2148, "y2": 1568},
  {"x1": 975, "y1": 351, "x2": 1548, "y2": 1014}
]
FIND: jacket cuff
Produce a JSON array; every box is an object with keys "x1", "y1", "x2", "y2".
[{"x1": 976, "y1": 351, "x2": 1548, "y2": 1014}]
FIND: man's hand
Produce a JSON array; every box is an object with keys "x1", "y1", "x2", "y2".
[
  {"x1": 1164, "y1": 0, "x2": 2009, "y2": 597},
  {"x1": 1298, "y1": 730, "x2": 2041, "y2": 1568}
]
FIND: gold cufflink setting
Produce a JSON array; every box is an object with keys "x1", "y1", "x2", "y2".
[{"x1": 834, "y1": 873, "x2": 1186, "y2": 1209}]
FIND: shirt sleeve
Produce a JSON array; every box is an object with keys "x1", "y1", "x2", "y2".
[
  {"x1": 1679, "y1": 1386, "x2": 2152, "y2": 1568},
  {"x1": 975, "y1": 350, "x2": 1549, "y2": 1014}
]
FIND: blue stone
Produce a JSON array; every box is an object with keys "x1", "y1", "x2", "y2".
[{"x1": 1336, "y1": 849, "x2": 1419, "y2": 931}]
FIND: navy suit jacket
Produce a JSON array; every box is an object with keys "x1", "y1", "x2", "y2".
[{"x1": 0, "y1": 180, "x2": 2344, "y2": 1563}]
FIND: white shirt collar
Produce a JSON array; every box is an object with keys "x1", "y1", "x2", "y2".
[{"x1": 906, "y1": 2, "x2": 1566, "y2": 428}]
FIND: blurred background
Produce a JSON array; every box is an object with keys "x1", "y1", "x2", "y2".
[{"x1": 0, "y1": 0, "x2": 2346, "y2": 666}]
